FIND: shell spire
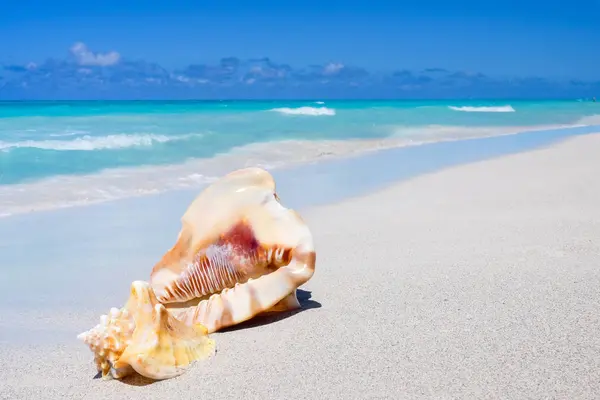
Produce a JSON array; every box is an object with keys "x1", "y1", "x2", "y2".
[{"x1": 77, "y1": 281, "x2": 215, "y2": 380}]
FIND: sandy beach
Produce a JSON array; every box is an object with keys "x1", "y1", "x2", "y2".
[{"x1": 2, "y1": 132, "x2": 600, "y2": 399}]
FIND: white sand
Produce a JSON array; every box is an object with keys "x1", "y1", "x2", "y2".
[{"x1": 2, "y1": 133, "x2": 600, "y2": 399}]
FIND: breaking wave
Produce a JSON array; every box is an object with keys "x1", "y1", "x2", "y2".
[
  {"x1": 0, "y1": 133, "x2": 194, "y2": 151},
  {"x1": 449, "y1": 105, "x2": 516, "y2": 113},
  {"x1": 269, "y1": 106, "x2": 336, "y2": 116}
]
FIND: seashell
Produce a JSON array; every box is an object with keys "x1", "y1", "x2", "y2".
[
  {"x1": 150, "y1": 167, "x2": 317, "y2": 333},
  {"x1": 78, "y1": 167, "x2": 315, "y2": 381},
  {"x1": 77, "y1": 281, "x2": 215, "y2": 380}
]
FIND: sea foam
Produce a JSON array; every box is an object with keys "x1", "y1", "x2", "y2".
[
  {"x1": 575, "y1": 114, "x2": 600, "y2": 126},
  {"x1": 449, "y1": 105, "x2": 516, "y2": 113},
  {"x1": 269, "y1": 106, "x2": 336, "y2": 116},
  {"x1": 0, "y1": 133, "x2": 193, "y2": 151}
]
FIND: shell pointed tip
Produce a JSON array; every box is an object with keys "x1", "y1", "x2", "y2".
[{"x1": 131, "y1": 280, "x2": 149, "y2": 288}]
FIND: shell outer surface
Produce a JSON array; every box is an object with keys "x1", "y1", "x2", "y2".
[{"x1": 149, "y1": 167, "x2": 317, "y2": 333}]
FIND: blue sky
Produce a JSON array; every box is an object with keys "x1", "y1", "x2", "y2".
[{"x1": 1, "y1": 0, "x2": 599, "y2": 99}]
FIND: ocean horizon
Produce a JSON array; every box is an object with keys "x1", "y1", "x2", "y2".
[{"x1": 1, "y1": 98, "x2": 599, "y2": 217}]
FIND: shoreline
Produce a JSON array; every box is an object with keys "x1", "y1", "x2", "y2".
[
  {"x1": 1, "y1": 122, "x2": 600, "y2": 219},
  {"x1": 2, "y1": 132, "x2": 600, "y2": 398}
]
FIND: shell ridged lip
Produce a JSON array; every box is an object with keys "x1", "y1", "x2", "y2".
[{"x1": 155, "y1": 220, "x2": 294, "y2": 304}]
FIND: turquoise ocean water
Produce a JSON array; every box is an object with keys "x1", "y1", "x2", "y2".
[{"x1": 0, "y1": 99, "x2": 599, "y2": 215}]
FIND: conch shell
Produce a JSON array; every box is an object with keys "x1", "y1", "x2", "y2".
[{"x1": 78, "y1": 167, "x2": 316, "y2": 381}]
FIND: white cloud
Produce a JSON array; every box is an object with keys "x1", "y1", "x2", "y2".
[
  {"x1": 70, "y1": 42, "x2": 120, "y2": 66},
  {"x1": 323, "y1": 62, "x2": 344, "y2": 75}
]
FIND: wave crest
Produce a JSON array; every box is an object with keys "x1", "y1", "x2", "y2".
[
  {"x1": 449, "y1": 105, "x2": 516, "y2": 113},
  {"x1": 269, "y1": 106, "x2": 336, "y2": 116},
  {"x1": 0, "y1": 133, "x2": 193, "y2": 151}
]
